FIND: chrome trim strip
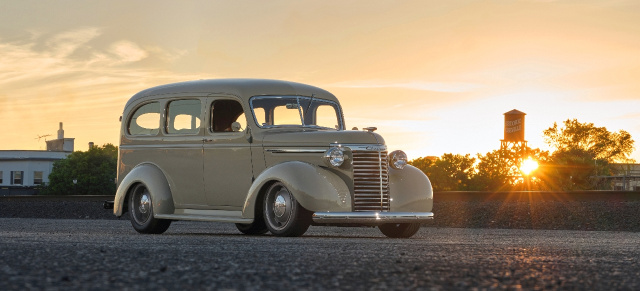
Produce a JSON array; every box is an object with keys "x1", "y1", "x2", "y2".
[
  {"x1": 120, "y1": 144, "x2": 204, "y2": 149},
  {"x1": 312, "y1": 212, "x2": 434, "y2": 224},
  {"x1": 331, "y1": 143, "x2": 387, "y2": 152},
  {"x1": 155, "y1": 214, "x2": 252, "y2": 224},
  {"x1": 265, "y1": 149, "x2": 326, "y2": 154}
]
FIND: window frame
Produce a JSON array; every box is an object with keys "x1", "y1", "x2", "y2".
[
  {"x1": 249, "y1": 96, "x2": 343, "y2": 130},
  {"x1": 33, "y1": 171, "x2": 44, "y2": 185},
  {"x1": 127, "y1": 101, "x2": 161, "y2": 136},
  {"x1": 209, "y1": 98, "x2": 248, "y2": 134},
  {"x1": 165, "y1": 98, "x2": 203, "y2": 135},
  {"x1": 11, "y1": 171, "x2": 23, "y2": 185}
]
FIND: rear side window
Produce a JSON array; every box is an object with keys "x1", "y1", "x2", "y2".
[
  {"x1": 166, "y1": 99, "x2": 202, "y2": 134},
  {"x1": 128, "y1": 102, "x2": 160, "y2": 135}
]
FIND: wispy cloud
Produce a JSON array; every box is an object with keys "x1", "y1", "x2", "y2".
[
  {"x1": 0, "y1": 28, "x2": 189, "y2": 87},
  {"x1": 330, "y1": 80, "x2": 484, "y2": 93},
  {"x1": 109, "y1": 40, "x2": 148, "y2": 63},
  {"x1": 0, "y1": 28, "x2": 200, "y2": 150},
  {"x1": 46, "y1": 27, "x2": 101, "y2": 58}
]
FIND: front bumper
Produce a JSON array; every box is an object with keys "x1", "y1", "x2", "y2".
[{"x1": 312, "y1": 211, "x2": 434, "y2": 224}]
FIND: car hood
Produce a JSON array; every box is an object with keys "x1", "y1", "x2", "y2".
[{"x1": 259, "y1": 130, "x2": 385, "y2": 148}]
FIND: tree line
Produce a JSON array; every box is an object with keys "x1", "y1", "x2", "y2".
[
  {"x1": 40, "y1": 119, "x2": 635, "y2": 195},
  {"x1": 410, "y1": 119, "x2": 635, "y2": 191}
]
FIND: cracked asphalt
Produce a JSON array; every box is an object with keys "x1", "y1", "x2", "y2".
[{"x1": 1, "y1": 218, "x2": 639, "y2": 290}]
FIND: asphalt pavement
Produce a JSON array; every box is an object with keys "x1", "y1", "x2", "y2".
[{"x1": 1, "y1": 218, "x2": 639, "y2": 290}]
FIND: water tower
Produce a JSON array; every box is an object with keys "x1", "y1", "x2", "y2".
[
  {"x1": 501, "y1": 109, "x2": 527, "y2": 150},
  {"x1": 500, "y1": 110, "x2": 528, "y2": 183}
]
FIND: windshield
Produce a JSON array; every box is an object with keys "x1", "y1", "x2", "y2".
[{"x1": 250, "y1": 96, "x2": 343, "y2": 129}]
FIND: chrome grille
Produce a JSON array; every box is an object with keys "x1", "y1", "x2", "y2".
[{"x1": 352, "y1": 150, "x2": 390, "y2": 212}]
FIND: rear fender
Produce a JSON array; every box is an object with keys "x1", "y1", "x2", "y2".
[
  {"x1": 114, "y1": 163, "x2": 175, "y2": 217},
  {"x1": 242, "y1": 161, "x2": 351, "y2": 218}
]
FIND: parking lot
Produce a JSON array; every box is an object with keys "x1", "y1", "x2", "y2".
[{"x1": 1, "y1": 218, "x2": 639, "y2": 290}]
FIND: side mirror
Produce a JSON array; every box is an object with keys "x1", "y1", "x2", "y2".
[{"x1": 231, "y1": 122, "x2": 243, "y2": 132}]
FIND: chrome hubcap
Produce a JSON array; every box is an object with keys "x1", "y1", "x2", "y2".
[
  {"x1": 273, "y1": 193, "x2": 287, "y2": 218},
  {"x1": 131, "y1": 186, "x2": 152, "y2": 225},
  {"x1": 266, "y1": 186, "x2": 294, "y2": 230},
  {"x1": 139, "y1": 193, "x2": 150, "y2": 214}
]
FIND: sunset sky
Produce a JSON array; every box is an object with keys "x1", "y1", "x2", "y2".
[{"x1": 1, "y1": 0, "x2": 639, "y2": 161}]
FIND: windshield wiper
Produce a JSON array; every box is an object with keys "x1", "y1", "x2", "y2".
[
  {"x1": 304, "y1": 94, "x2": 315, "y2": 118},
  {"x1": 299, "y1": 94, "x2": 315, "y2": 127}
]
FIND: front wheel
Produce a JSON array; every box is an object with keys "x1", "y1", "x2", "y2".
[
  {"x1": 128, "y1": 184, "x2": 171, "y2": 234},
  {"x1": 263, "y1": 182, "x2": 311, "y2": 237},
  {"x1": 378, "y1": 223, "x2": 421, "y2": 238}
]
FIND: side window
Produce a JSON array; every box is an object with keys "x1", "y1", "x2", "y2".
[
  {"x1": 211, "y1": 100, "x2": 246, "y2": 132},
  {"x1": 0, "y1": 171, "x2": 3, "y2": 184},
  {"x1": 128, "y1": 102, "x2": 160, "y2": 135},
  {"x1": 166, "y1": 99, "x2": 202, "y2": 135},
  {"x1": 33, "y1": 171, "x2": 43, "y2": 185}
]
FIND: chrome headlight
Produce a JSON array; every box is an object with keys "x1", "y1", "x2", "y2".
[
  {"x1": 324, "y1": 147, "x2": 345, "y2": 167},
  {"x1": 389, "y1": 150, "x2": 408, "y2": 170}
]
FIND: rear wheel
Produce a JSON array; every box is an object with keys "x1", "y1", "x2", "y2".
[
  {"x1": 128, "y1": 184, "x2": 171, "y2": 234},
  {"x1": 378, "y1": 223, "x2": 421, "y2": 238},
  {"x1": 263, "y1": 182, "x2": 311, "y2": 237}
]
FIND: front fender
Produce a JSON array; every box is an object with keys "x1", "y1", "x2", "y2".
[
  {"x1": 389, "y1": 165, "x2": 433, "y2": 212},
  {"x1": 114, "y1": 163, "x2": 175, "y2": 217},
  {"x1": 242, "y1": 161, "x2": 351, "y2": 218}
]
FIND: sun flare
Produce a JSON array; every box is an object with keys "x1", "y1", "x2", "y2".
[{"x1": 520, "y1": 158, "x2": 539, "y2": 176}]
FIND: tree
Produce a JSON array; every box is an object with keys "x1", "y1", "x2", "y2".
[
  {"x1": 471, "y1": 146, "x2": 551, "y2": 191},
  {"x1": 41, "y1": 144, "x2": 118, "y2": 195},
  {"x1": 544, "y1": 149, "x2": 599, "y2": 190},
  {"x1": 543, "y1": 119, "x2": 635, "y2": 190},
  {"x1": 410, "y1": 154, "x2": 476, "y2": 191},
  {"x1": 472, "y1": 149, "x2": 511, "y2": 191},
  {"x1": 543, "y1": 119, "x2": 635, "y2": 163}
]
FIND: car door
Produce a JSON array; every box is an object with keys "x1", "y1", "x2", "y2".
[
  {"x1": 202, "y1": 97, "x2": 254, "y2": 209},
  {"x1": 157, "y1": 97, "x2": 207, "y2": 208}
]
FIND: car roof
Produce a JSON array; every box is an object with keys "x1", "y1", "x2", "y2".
[{"x1": 125, "y1": 78, "x2": 339, "y2": 109}]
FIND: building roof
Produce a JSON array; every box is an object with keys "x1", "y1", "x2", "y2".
[{"x1": 0, "y1": 150, "x2": 70, "y2": 161}]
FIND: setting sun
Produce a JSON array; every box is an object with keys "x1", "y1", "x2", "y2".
[{"x1": 520, "y1": 158, "x2": 539, "y2": 176}]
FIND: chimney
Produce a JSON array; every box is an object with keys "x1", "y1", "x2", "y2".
[
  {"x1": 89, "y1": 142, "x2": 94, "y2": 149},
  {"x1": 57, "y1": 122, "x2": 64, "y2": 139}
]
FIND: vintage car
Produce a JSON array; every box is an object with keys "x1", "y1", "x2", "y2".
[{"x1": 112, "y1": 79, "x2": 433, "y2": 238}]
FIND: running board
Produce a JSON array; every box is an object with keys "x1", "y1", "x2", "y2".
[{"x1": 155, "y1": 209, "x2": 251, "y2": 223}]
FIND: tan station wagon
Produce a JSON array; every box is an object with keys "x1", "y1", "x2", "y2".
[{"x1": 112, "y1": 79, "x2": 433, "y2": 238}]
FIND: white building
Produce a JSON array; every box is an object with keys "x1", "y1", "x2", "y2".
[
  {"x1": 611, "y1": 163, "x2": 640, "y2": 191},
  {"x1": 0, "y1": 122, "x2": 74, "y2": 195}
]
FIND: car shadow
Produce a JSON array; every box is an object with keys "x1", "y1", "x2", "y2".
[{"x1": 164, "y1": 232, "x2": 385, "y2": 239}]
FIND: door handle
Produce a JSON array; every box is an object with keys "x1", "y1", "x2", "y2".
[{"x1": 203, "y1": 138, "x2": 213, "y2": 142}]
